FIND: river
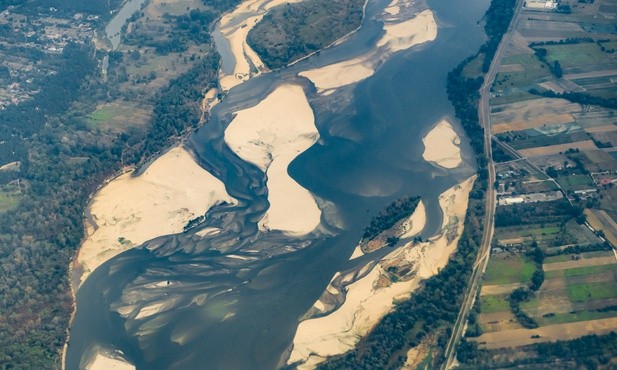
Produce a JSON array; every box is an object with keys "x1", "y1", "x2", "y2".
[
  {"x1": 66, "y1": 0, "x2": 490, "y2": 368},
  {"x1": 105, "y1": 0, "x2": 148, "y2": 50}
]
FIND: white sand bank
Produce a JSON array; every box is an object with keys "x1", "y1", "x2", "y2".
[
  {"x1": 400, "y1": 199, "x2": 426, "y2": 238},
  {"x1": 75, "y1": 146, "x2": 235, "y2": 287},
  {"x1": 384, "y1": 0, "x2": 401, "y2": 16},
  {"x1": 422, "y1": 118, "x2": 462, "y2": 169},
  {"x1": 224, "y1": 84, "x2": 321, "y2": 235},
  {"x1": 85, "y1": 350, "x2": 134, "y2": 370},
  {"x1": 377, "y1": 9, "x2": 437, "y2": 53},
  {"x1": 218, "y1": 13, "x2": 265, "y2": 91},
  {"x1": 299, "y1": 9, "x2": 436, "y2": 92},
  {"x1": 288, "y1": 176, "x2": 476, "y2": 368}
]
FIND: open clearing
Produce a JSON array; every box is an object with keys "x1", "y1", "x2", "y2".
[
  {"x1": 0, "y1": 192, "x2": 18, "y2": 213},
  {"x1": 88, "y1": 102, "x2": 151, "y2": 132},
  {"x1": 480, "y1": 294, "x2": 512, "y2": 314},
  {"x1": 481, "y1": 283, "x2": 524, "y2": 296},
  {"x1": 484, "y1": 254, "x2": 536, "y2": 285}
]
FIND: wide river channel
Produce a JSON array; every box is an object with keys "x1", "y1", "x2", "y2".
[{"x1": 66, "y1": 0, "x2": 490, "y2": 368}]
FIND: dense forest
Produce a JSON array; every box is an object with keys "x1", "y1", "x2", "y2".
[
  {"x1": 0, "y1": 0, "x2": 240, "y2": 367},
  {"x1": 247, "y1": 0, "x2": 364, "y2": 69}
]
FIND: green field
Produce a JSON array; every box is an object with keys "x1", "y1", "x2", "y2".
[
  {"x1": 494, "y1": 54, "x2": 551, "y2": 88},
  {"x1": 462, "y1": 53, "x2": 485, "y2": 79},
  {"x1": 0, "y1": 183, "x2": 21, "y2": 213},
  {"x1": 87, "y1": 104, "x2": 130, "y2": 122},
  {"x1": 522, "y1": 179, "x2": 560, "y2": 193},
  {"x1": 0, "y1": 193, "x2": 19, "y2": 213},
  {"x1": 544, "y1": 250, "x2": 614, "y2": 264},
  {"x1": 536, "y1": 309, "x2": 617, "y2": 326},
  {"x1": 506, "y1": 131, "x2": 577, "y2": 150},
  {"x1": 496, "y1": 224, "x2": 562, "y2": 240},
  {"x1": 481, "y1": 294, "x2": 511, "y2": 314},
  {"x1": 484, "y1": 255, "x2": 536, "y2": 285},
  {"x1": 546, "y1": 263, "x2": 617, "y2": 279},
  {"x1": 556, "y1": 174, "x2": 595, "y2": 191},
  {"x1": 544, "y1": 42, "x2": 613, "y2": 69},
  {"x1": 567, "y1": 281, "x2": 617, "y2": 303},
  {"x1": 87, "y1": 103, "x2": 148, "y2": 131}
]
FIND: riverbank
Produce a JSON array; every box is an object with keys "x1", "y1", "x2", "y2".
[
  {"x1": 224, "y1": 83, "x2": 321, "y2": 235},
  {"x1": 73, "y1": 145, "x2": 235, "y2": 287},
  {"x1": 422, "y1": 118, "x2": 462, "y2": 169},
  {"x1": 287, "y1": 176, "x2": 476, "y2": 368}
]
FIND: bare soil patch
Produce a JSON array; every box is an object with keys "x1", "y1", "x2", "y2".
[
  {"x1": 543, "y1": 256, "x2": 617, "y2": 272},
  {"x1": 493, "y1": 113, "x2": 575, "y2": 134},
  {"x1": 518, "y1": 140, "x2": 597, "y2": 157},
  {"x1": 481, "y1": 283, "x2": 524, "y2": 296},
  {"x1": 476, "y1": 317, "x2": 617, "y2": 349}
]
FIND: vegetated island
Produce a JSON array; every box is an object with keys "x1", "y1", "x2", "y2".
[
  {"x1": 360, "y1": 196, "x2": 422, "y2": 253},
  {"x1": 247, "y1": 0, "x2": 365, "y2": 69},
  {"x1": 289, "y1": 176, "x2": 477, "y2": 368}
]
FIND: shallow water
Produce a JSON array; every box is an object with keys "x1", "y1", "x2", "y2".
[
  {"x1": 105, "y1": 0, "x2": 147, "y2": 50},
  {"x1": 66, "y1": 0, "x2": 490, "y2": 368}
]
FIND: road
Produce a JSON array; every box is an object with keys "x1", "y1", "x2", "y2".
[{"x1": 440, "y1": 0, "x2": 524, "y2": 368}]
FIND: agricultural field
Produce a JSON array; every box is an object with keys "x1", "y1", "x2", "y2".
[
  {"x1": 477, "y1": 0, "x2": 617, "y2": 347},
  {"x1": 475, "y1": 247, "x2": 617, "y2": 349},
  {"x1": 556, "y1": 174, "x2": 595, "y2": 191},
  {"x1": 586, "y1": 208, "x2": 617, "y2": 247}
]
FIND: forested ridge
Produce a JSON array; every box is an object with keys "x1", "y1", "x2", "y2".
[{"x1": 0, "y1": 0, "x2": 240, "y2": 367}]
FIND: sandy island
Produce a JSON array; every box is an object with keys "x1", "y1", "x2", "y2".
[
  {"x1": 75, "y1": 145, "x2": 235, "y2": 287},
  {"x1": 217, "y1": 0, "x2": 304, "y2": 91},
  {"x1": 422, "y1": 118, "x2": 462, "y2": 169},
  {"x1": 299, "y1": 8, "x2": 437, "y2": 93},
  {"x1": 84, "y1": 349, "x2": 135, "y2": 370},
  {"x1": 224, "y1": 83, "x2": 321, "y2": 235},
  {"x1": 287, "y1": 176, "x2": 476, "y2": 368}
]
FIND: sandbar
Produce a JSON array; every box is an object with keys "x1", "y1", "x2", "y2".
[
  {"x1": 288, "y1": 176, "x2": 476, "y2": 367},
  {"x1": 422, "y1": 118, "x2": 462, "y2": 169},
  {"x1": 75, "y1": 146, "x2": 235, "y2": 287},
  {"x1": 85, "y1": 350, "x2": 134, "y2": 370},
  {"x1": 400, "y1": 199, "x2": 426, "y2": 238},
  {"x1": 299, "y1": 9, "x2": 437, "y2": 92},
  {"x1": 224, "y1": 83, "x2": 321, "y2": 235}
]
